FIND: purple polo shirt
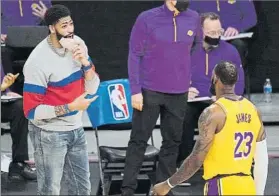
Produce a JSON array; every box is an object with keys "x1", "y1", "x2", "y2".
[
  {"x1": 128, "y1": 4, "x2": 202, "y2": 95},
  {"x1": 189, "y1": 0, "x2": 257, "y2": 32},
  {"x1": 1, "y1": 0, "x2": 52, "y2": 34},
  {"x1": 191, "y1": 41, "x2": 244, "y2": 97}
]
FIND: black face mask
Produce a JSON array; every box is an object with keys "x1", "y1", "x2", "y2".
[
  {"x1": 209, "y1": 78, "x2": 216, "y2": 96},
  {"x1": 175, "y1": 0, "x2": 189, "y2": 12},
  {"x1": 204, "y1": 36, "x2": 221, "y2": 46}
]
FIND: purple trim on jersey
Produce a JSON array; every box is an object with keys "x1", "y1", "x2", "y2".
[{"x1": 207, "y1": 178, "x2": 219, "y2": 196}]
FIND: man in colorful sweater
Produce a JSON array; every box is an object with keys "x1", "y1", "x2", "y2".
[
  {"x1": 177, "y1": 12, "x2": 244, "y2": 169},
  {"x1": 121, "y1": 0, "x2": 202, "y2": 195},
  {"x1": 23, "y1": 5, "x2": 100, "y2": 195}
]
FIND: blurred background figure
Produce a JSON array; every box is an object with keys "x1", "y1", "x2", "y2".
[
  {"x1": 189, "y1": 0, "x2": 257, "y2": 63},
  {"x1": 1, "y1": 64, "x2": 36, "y2": 181},
  {"x1": 1, "y1": 0, "x2": 51, "y2": 94}
]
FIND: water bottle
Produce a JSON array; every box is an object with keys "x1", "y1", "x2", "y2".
[{"x1": 263, "y1": 78, "x2": 272, "y2": 103}]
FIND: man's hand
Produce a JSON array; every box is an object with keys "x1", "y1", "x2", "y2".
[
  {"x1": 224, "y1": 27, "x2": 239, "y2": 37},
  {"x1": 1, "y1": 34, "x2": 7, "y2": 43},
  {"x1": 68, "y1": 92, "x2": 98, "y2": 111},
  {"x1": 72, "y1": 45, "x2": 89, "y2": 65},
  {"x1": 132, "y1": 93, "x2": 143, "y2": 111},
  {"x1": 152, "y1": 181, "x2": 171, "y2": 196},
  {"x1": 1, "y1": 73, "x2": 19, "y2": 91},
  {"x1": 188, "y1": 87, "x2": 199, "y2": 100},
  {"x1": 32, "y1": 1, "x2": 48, "y2": 19}
]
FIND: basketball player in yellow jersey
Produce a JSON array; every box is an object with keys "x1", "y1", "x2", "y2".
[{"x1": 152, "y1": 61, "x2": 269, "y2": 196}]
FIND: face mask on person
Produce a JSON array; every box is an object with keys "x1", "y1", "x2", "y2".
[
  {"x1": 174, "y1": 0, "x2": 189, "y2": 12},
  {"x1": 204, "y1": 36, "x2": 221, "y2": 47},
  {"x1": 209, "y1": 77, "x2": 216, "y2": 96}
]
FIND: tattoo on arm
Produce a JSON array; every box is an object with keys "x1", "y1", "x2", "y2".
[
  {"x1": 169, "y1": 107, "x2": 216, "y2": 186},
  {"x1": 54, "y1": 105, "x2": 69, "y2": 116}
]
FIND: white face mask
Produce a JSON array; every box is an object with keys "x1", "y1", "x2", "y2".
[{"x1": 59, "y1": 37, "x2": 79, "y2": 52}]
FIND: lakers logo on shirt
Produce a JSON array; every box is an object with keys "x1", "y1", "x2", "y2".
[
  {"x1": 187, "y1": 30, "x2": 193, "y2": 36},
  {"x1": 31, "y1": 3, "x2": 39, "y2": 9},
  {"x1": 228, "y1": 0, "x2": 236, "y2": 4}
]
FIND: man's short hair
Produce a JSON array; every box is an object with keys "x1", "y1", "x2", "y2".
[
  {"x1": 201, "y1": 12, "x2": 220, "y2": 26},
  {"x1": 44, "y1": 5, "x2": 71, "y2": 26},
  {"x1": 214, "y1": 61, "x2": 238, "y2": 86}
]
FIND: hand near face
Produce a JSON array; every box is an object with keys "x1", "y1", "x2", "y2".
[
  {"x1": 32, "y1": 1, "x2": 48, "y2": 19},
  {"x1": 1, "y1": 73, "x2": 19, "y2": 91},
  {"x1": 224, "y1": 27, "x2": 239, "y2": 37},
  {"x1": 72, "y1": 45, "x2": 88, "y2": 65}
]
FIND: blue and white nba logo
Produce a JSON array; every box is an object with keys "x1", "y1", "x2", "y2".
[{"x1": 108, "y1": 84, "x2": 130, "y2": 120}]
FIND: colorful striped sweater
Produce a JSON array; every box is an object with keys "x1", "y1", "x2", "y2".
[{"x1": 23, "y1": 35, "x2": 100, "y2": 131}]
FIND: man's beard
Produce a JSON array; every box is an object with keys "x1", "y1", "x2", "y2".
[{"x1": 55, "y1": 31, "x2": 74, "y2": 41}]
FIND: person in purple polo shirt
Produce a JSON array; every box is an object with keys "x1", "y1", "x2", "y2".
[
  {"x1": 188, "y1": 0, "x2": 257, "y2": 64},
  {"x1": 177, "y1": 12, "x2": 244, "y2": 171},
  {"x1": 121, "y1": 0, "x2": 202, "y2": 195},
  {"x1": 1, "y1": 64, "x2": 36, "y2": 181}
]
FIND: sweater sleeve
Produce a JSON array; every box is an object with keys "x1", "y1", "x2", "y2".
[
  {"x1": 79, "y1": 39, "x2": 100, "y2": 95},
  {"x1": 23, "y1": 63, "x2": 58, "y2": 120}
]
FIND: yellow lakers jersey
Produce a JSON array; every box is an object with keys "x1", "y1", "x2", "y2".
[{"x1": 203, "y1": 97, "x2": 261, "y2": 180}]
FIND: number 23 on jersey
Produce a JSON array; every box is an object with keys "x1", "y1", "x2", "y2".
[{"x1": 234, "y1": 131, "x2": 254, "y2": 159}]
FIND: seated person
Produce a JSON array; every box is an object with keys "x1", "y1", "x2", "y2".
[
  {"x1": 189, "y1": 0, "x2": 257, "y2": 63},
  {"x1": 177, "y1": 12, "x2": 245, "y2": 169},
  {"x1": 1, "y1": 64, "x2": 36, "y2": 181},
  {"x1": 1, "y1": 0, "x2": 51, "y2": 94}
]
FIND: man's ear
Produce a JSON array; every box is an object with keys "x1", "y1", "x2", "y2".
[{"x1": 49, "y1": 25, "x2": 55, "y2": 34}]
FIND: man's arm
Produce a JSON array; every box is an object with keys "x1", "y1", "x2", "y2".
[
  {"x1": 128, "y1": 14, "x2": 147, "y2": 95},
  {"x1": 254, "y1": 108, "x2": 268, "y2": 195},
  {"x1": 168, "y1": 105, "x2": 218, "y2": 186},
  {"x1": 234, "y1": 0, "x2": 257, "y2": 32},
  {"x1": 191, "y1": 15, "x2": 203, "y2": 54},
  {"x1": 78, "y1": 40, "x2": 100, "y2": 95},
  {"x1": 82, "y1": 58, "x2": 100, "y2": 95},
  {"x1": 23, "y1": 64, "x2": 72, "y2": 120}
]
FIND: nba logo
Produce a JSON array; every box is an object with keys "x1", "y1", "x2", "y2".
[{"x1": 108, "y1": 84, "x2": 130, "y2": 120}]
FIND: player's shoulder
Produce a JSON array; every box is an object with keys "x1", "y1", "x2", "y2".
[
  {"x1": 24, "y1": 38, "x2": 48, "y2": 67},
  {"x1": 23, "y1": 38, "x2": 52, "y2": 74},
  {"x1": 199, "y1": 103, "x2": 225, "y2": 122}
]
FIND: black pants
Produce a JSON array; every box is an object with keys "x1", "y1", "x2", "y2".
[
  {"x1": 177, "y1": 101, "x2": 210, "y2": 165},
  {"x1": 122, "y1": 89, "x2": 187, "y2": 193},
  {"x1": 1, "y1": 99, "x2": 29, "y2": 162}
]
